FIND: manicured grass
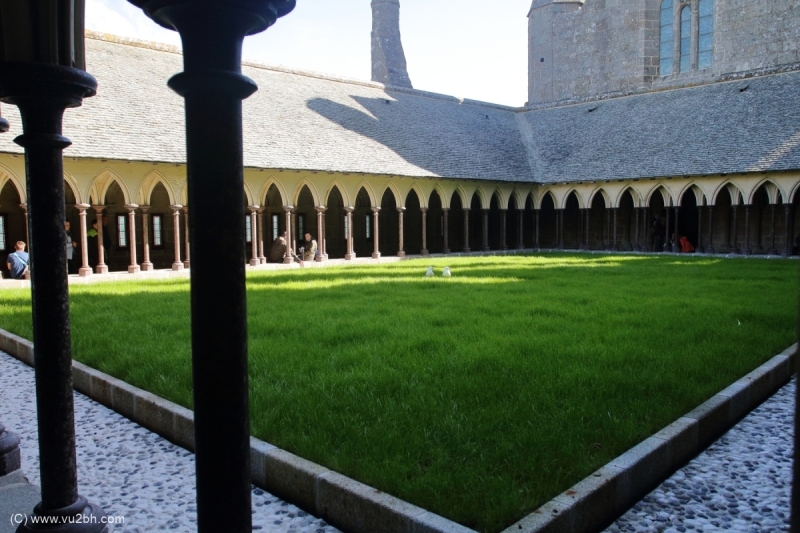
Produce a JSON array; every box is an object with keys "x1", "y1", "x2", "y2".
[{"x1": 0, "y1": 254, "x2": 796, "y2": 532}]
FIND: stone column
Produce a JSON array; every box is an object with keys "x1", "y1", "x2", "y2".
[
  {"x1": 534, "y1": 209, "x2": 539, "y2": 248},
  {"x1": 420, "y1": 207, "x2": 428, "y2": 255},
  {"x1": 170, "y1": 205, "x2": 184, "y2": 270},
  {"x1": 442, "y1": 208, "x2": 450, "y2": 254},
  {"x1": 633, "y1": 207, "x2": 641, "y2": 251},
  {"x1": 397, "y1": 206, "x2": 406, "y2": 257},
  {"x1": 372, "y1": 207, "x2": 381, "y2": 259},
  {"x1": 584, "y1": 208, "x2": 590, "y2": 250},
  {"x1": 462, "y1": 208, "x2": 470, "y2": 253},
  {"x1": 92, "y1": 205, "x2": 108, "y2": 274},
  {"x1": 558, "y1": 209, "x2": 564, "y2": 249},
  {"x1": 248, "y1": 206, "x2": 259, "y2": 266},
  {"x1": 482, "y1": 209, "x2": 489, "y2": 252},
  {"x1": 256, "y1": 207, "x2": 266, "y2": 264},
  {"x1": 315, "y1": 207, "x2": 327, "y2": 261},
  {"x1": 782, "y1": 204, "x2": 792, "y2": 257},
  {"x1": 126, "y1": 204, "x2": 140, "y2": 273},
  {"x1": 140, "y1": 205, "x2": 153, "y2": 271},
  {"x1": 696, "y1": 206, "x2": 704, "y2": 253},
  {"x1": 500, "y1": 209, "x2": 507, "y2": 251},
  {"x1": 768, "y1": 205, "x2": 777, "y2": 255},
  {"x1": 344, "y1": 206, "x2": 355, "y2": 260},
  {"x1": 19, "y1": 203, "x2": 29, "y2": 245},
  {"x1": 183, "y1": 206, "x2": 191, "y2": 268},
  {"x1": 664, "y1": 207, "x2": 670, "y2": 253},
  {"x1": 517, "y1": 209, "x2": 524, "y2": 250},
  {"x1": 283, "y1": 206, "x2": 294, "y2": 264},
  {"x1": 76, "y1": 204, "x2": 92, "y2": 277},
  {"x1": 741, "y1": 205, "x2": 751, "y2": 255},
  {"x1": 707, "y1": 207, "x2": 715, "y2": 254},
  {"x1": 671, "y1": 207, "x2": 679, "y2": 253},
  {"x1": 731, "y1": 205, "x2": 738, "y2": 253},
  {"x1": 612, "y1": 208, "x2": 618, "y2": 251}
]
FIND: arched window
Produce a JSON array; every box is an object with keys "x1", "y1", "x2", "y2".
[
  {"x1": 659, "y1": 0, "x2": 674, "y2": 76},
  {"x1": 679, "y1": 6, "x2": 691, "y2": 73},
  {"x1": 698, "y1": 0, "x2": 714, "y2": 69}
]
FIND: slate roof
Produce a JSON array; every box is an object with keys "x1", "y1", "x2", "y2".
[{"x1": 0, "y1": 35, "x2": 798, "y2": 184}]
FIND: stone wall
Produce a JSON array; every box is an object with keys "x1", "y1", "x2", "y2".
[{"x1": 528, "y1": 0, "x2": 800, "y2": 106}]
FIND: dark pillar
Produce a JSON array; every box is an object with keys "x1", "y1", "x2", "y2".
[
  {"x1": 696, "y1": 206, "x2": 704, "y2": 253},
  {"x1": 517, "y1": 209, "x2": 524, "y2": 250},
  {"x1": 482, "y1": 209, "x2": 490, "y2": 252},
  {"x1": 783, "y1": 205, "x2": 792, "y2": 257},
  {"x1": 420, "y1": 207, "x2": 428, "y2": 256},
  {"x1": 585, "y1": 208, "x2": 590, "y2": 250},
  {"x1": 741, "y1": 205, "x2": 751, "y2": 255},
  {"x1": 665, "y1": 207, "x2": 671, "y2": 252},
  {"x1": 558, "y1": 209, "x2": 564, "y2": 249},
  {"x1": 731, "y1": 205, "x2": 738, "y2": 253},
  {"x1": 462, "y1": 209, "x2": 470, "y2": 253},
  {"x1": 612, "y1": 208, "x2": 618, "y2": 251},
  {"x1": 125, "y1": 2, "x2": 295, "y2": 532},
  {"x1": 768, "y1": 205, "x2": 777, "y2": 255},
  {"x1": 500, "y1": 209, "x2": 507, "y2": 251},
  {"x1": 534, "y1": 209, "x2": 539, "y2": 248},
  {"x1": 707, "y1": 206, "x2": 715, "y2": 254},
  {"x1": 442, "y1": 208, "x2": 450, "y2": 254},
  {"x1": 0, "y1": 62, "x2": 107, "y2": 531},
  {"x1": 672, "y1": 207, "x2": 680, "y2": 253},
  {"x1": 633, "y1": 207, "x2": 641, "y2": 251}
]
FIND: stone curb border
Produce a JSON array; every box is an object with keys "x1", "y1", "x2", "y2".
[
  {"x1": 0, "y1": 328, "x2": 475, "y2": 533},
  {"x1": 500, "y1": 343, "x2": 798, "y2": 533}
]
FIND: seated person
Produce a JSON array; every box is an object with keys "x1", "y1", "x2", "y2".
[
  {"x1": 679, "y1": 235, "x2": 695, "y2": 253},
  {"x1": 6, "y1": 241, "x2": 29, "y2": 279},
  {"x1": 301, "y1": 232, "x2": 317, "y2": 262},
  {"x1": 268, "y1": 232, "x2": 287, "y2": 263}
]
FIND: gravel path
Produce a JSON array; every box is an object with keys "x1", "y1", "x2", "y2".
[
  {"x1": 606, "y1": 379, "x2": 795, "y2": 533},
  {"x1": 2, "y1": 349, "x2": 794, "y2": 533},
  {"x1": 0, "y1": 351, "x2": 341, "y2": 533}
]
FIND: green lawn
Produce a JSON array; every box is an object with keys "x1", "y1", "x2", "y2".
[{"x1": 0, "y1": 254, "x2": 796, "y2": 532}]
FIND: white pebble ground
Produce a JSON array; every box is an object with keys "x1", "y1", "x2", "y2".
[
  {"x1": 606, "y1": 379, "x2": 795, "y2": 533},
  {"x1": 0, "y1": 351, "x2": 341, "y2": 533}
]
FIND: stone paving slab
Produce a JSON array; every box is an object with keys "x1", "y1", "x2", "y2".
[{"x1": 0, "y1": 351, "x2": 341, "y2": 533}]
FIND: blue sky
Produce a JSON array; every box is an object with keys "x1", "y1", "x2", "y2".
[{"x1": 86, "y1": 0, "x2": 531, "y2": 106}]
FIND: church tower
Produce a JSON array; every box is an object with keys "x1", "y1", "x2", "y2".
[
  {"x1": 528, "y1": 0, "x2": 583, "y2": 106},
  {"x1": 371, "y1": 0, "x2": 413, "y2": 88}
]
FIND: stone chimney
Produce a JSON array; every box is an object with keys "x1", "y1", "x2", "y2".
[{"x1": 371, "y1": 0, "x2": 412, "y2": 88}]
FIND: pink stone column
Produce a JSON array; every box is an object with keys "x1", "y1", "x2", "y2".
[
  {"x1": 248, "y1": 206, "x2": 259, "y2": 266},
  {"x1": 183, "y1": 206, "x2": 191, "y2": 268},
  {"x1": 140, "y1": 205, "x2": 153, "y2": 271},
  {"x1": 170, "y1": 204, "x2": 184, "y2": 270},
  {"x1": 19, "y1": 203, "x2": 29, "y2": 245},
  {"x1": 442, "y1": 208, "x2": 450, "y2": 254},
  {"x1": 126, "y1": 204, "x2": 140, "y2": 273},
  {"x1": 315, "y1": 206, "x2": 327, "y2": 261},
  {"x1": 420, "y1": 207, "x2": 428, "y2": 256},
  {"x1": 500, "y1": 209, "x2": 507, "y2": 251},
  {"x1": 92, "y1": 205, "x2": 108, "y2": 274},
  {"x1": 462, "y1": 208, "x2": 470, "y2": 253},
  {"x1": 517, "y1": 209, "x2": 524, "y2": 249},
  {"x1": 256, "y1": 207, "x2": 266, "y2": 264},
  {"x1": 77, "y1": 203, "x2": 92, "y2": 277},
  {"x1": 344, "y1": 207, "x2": 355, "y2": 260},
  {"x1": 397, "y1": 206, "x2": 406, "y2": 257},
  {"x1": 371, "y1": 207, "x2": 381, "y2": 259},
  {"x1": 283, "y1": 206, "x2": 294, "y2": 264}
]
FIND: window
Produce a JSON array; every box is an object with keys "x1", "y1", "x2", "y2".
[
  {"x1": 344, "y1": 215, "x2": 349, "y2": 239},
  {"x1": 366, "y1": 214, "x2": 372, "y2": 239},
  {"x1": 245, "y1": 214, "x2": 252, "y2": 243},
  {"x1": 679, "y1": 6, "x2": 691, "y2": 73},
  {"x1": 152, "y1": 214, "x2": 163, "y2": 247},
  {"x1": 272, "y1": 214, "x2": 279, "y2": 241},
  {"x1": 698, "y1": 0, "x2": 714, "y2": 69},
  {"x1": 117, "y1": 214, "x2": 128, "y2": 248},
  {"x1": 659, "y1": 0, "x2": 673, "y2": 76}
]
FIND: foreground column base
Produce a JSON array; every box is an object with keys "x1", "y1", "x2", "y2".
[
  {"x1": 78, "y1": 267, "x2": 92, "y2": 277},
  {"x1": 172, "y1": 262, "x2": 184, "y2": 271},
  {"x1": 141, "y1": 262, "x2": 153, "y2": 271},
  {"x1": 344, "y1": 253, "x2": 356, "y2": 260},
  {"x1": 17, "y1": 497, "x2": 108, "y2": 533},
  {"x1": 95, "y1": 265, "x2": 108, "y2": 274},
  {"x1": 371, "y1": 252, "x2": 381, "y2": 259},
  {"x1": 128, "y1": 265, "x2": 140, "y2": 274}
]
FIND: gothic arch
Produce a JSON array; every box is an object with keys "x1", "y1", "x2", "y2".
[
  {"x1": 645, "y1": 185, "x2": 673, "y2": 207},
  {"x1": 536, "y1": 189, "x2": 557, "y2": 210},
  {"x1": 509, "y1": 189, "x2": 524, "y2": 210},
  {"x1": 0, "y1": 164, "x2": 25, "y2": 203},
  {"x1": 354, "y1": 180, "x2": 378, "y2": 207},
  {"x1": 431, "y1": 183, "x2": 449, "y2": 209},
  {"x1": 89, "y1": 168, "x2": 132, "y2": 205},
  {"x1": 451, "y1": 185, "x2": 470, "y2": 208},
  {"x1": 711, "y1": 181, "x2": 743, "y2": 206},
  {"x1": 406, "y1": 182, "x2": 427, "y2": 208},
  {"x1": 62, "y1": 171, "x2": 83, "y2": 204},
  {"x1": 566, "y1": 188, "x2": 588, "y2": 209},
  {"x1": 615, "y1": 186, "x2": 642, "y2": 208},
  {"x1": 138, "y1": 170, "x2": 177, "y2": 206},
  {"x1": 489, "y1": 188, "x2": 507, "y2": 210},
  {"x1": 747, "y1": 178, "x2": 783, "y2": 205},
  {"x1": 470, "y1": 186, "x2": 489, "y2": 210},
  {"x1": 291, "y1": 178, "x2": 321, "y2": 207},
  {"x1": 258, "y1": 177, "x2": 288, "y2": 207},
  {"x1": 381, "y1": 182, "x2": 402, "y2": 207},
  {"x1": 678, "y1": 183, "x2": 705, "y2": 206},
  {"x1": 324, "y1": 179, "x2": 351, "y2": 207},
  {"x1": 243, "y1": 181, "x2": 255, "y2": 206}
]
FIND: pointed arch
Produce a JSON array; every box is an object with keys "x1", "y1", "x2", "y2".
[
  {"x1": 0, "y1": 163, "x2": 26, "y2": 203},
  {"x1": 645, "y1": 185, "x2": 673, "y2": 207},
  {"x1": 258, "y1": 176, "x2": 288, "y2": 207},
  {"x1": 62, "y1": 171, "x2": 83, "y2": 204},
  {"x1": 353, "y1": 180, "x2": 378, "y2": 207},
  {"x1": 615, "y1": 186, "x2": 641, "y2": 208},
  {"x1": 747, "y1": 178, "x2": 783, "y2": 205},
  {"x1": 381, "y1": 181, "x2": 402, "y2": 207},
  {"x1": 451, "y1": 185, "x2": 469, "y2": 208},
  {"x1": 536, "y1": 189, "x2": 557, "y2": 210},
  {"x1": 431, "y1": 183, "x2": 449, "y2": 209},
  {"x1": 489, "y1": 188, "x2": 507, "y2": 210},
  {"x1": 711, "y1": 181, "x2": 743, "y2": 206},
  {"x1": 564, "y1": 188, "x2": 587, "y2": 209},
  {"x1": 678, "y1": 183, "x2": 705, "y2": 206},
  {"x1": 406, "y1": 182, "x2": 428, "y2": 208},
  {"x1": 508, "y1": 189, "x2": 524, "y2": 210},
  {"x1": 470, "y1": 186, "x2": 489, "y2": 210},
  {"x1": 138, "y1": 170, "x2": 177, "y2": 205},
  {"x1": 587, "y1": 188, "x2": 610, "y2": 209},
  {"x1": 291, "y1": 179, "x2": 321, "y2": 207},
  {"x1": 324, "y1": 179, "x2": 350, "y2": 207},
  {"x1": 89, "y1": 168, "x2": 132, "y2": 205}
]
